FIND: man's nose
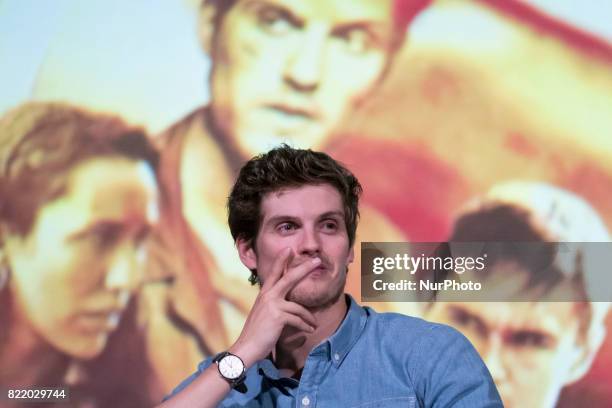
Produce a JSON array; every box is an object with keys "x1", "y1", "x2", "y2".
[
  {"x1": 482, "y1": 333, "x2": 508, "y2": 383},
  {"x1": 283, "y1": 27, "x2": 327, "y2": 93},
  {"x1": 104, "y1": 242, "x2": 143, "y2": 293},
  {"x1": 298, "y1": 226, "x2": 321, "y2": 256}
]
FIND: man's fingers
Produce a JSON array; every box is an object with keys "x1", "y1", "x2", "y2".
[
  {"x1": 273, "y1": 257, "x2": 321, "y2": 297},
  {"x1": 280, "y1": 301, "x2": 317, "y2": 329},
  {"x1": 261, "y1": 247, "x2": 293, "y2": 291},
  {"x1": 283, "y1": 313, "x2": 315, "y2": 334}
]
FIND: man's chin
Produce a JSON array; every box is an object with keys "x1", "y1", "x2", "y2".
[
  {"x1": 288, "y1": 294, "x2": 325, "y2": 309},
  {"x1": 287, "y1": 287, "x2": 344, "y2": 311},
  {"x1": 55, "y1": 334, "x2": 108, "y2": 360},
  {"x1": 237, "y1": 125, "x2": 325, "y2": 155}
]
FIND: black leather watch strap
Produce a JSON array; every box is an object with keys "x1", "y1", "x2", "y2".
[{"x1": 212, "y1": 351, "x2": 231, "y2": 364}]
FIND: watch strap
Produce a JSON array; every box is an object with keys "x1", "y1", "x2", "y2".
[{"x1": 212, "y1": 351, "x2": 231, "y2": 364}]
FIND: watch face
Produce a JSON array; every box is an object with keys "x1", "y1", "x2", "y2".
[{"x1": 219, "y1": 355, "x2": 244, "y2": 380}]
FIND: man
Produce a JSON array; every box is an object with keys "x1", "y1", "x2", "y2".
[
  {"x1": 158, "y1": 145, "x2": 501, "y2": 407},
  {"x1": 145, "y1": 0, "x2": 428, "y2": 390},
  {"x1": 0, "y1": 102, "x2": 160, "y2": 407},
  {"x1": 425, "y1": 181, "x2": 611, "y2": 408}
]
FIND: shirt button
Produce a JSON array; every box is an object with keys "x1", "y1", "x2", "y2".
[
  {"x1": 302, "y1": 396, "x2": 310, "y2": 406},
  {"x1": 334, "y1": 353, "x2": 340, "y2": 361}
]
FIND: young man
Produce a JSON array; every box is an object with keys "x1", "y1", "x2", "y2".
[
  {"x1": 145, "y1": 0, "x2": 428, "y2": 390},
  {"x1": 0, "y1": 102, "x2": 160, "y2": 407},
  {"x1": 158, "y1": 145, "x2": 501, "y2": 407},
  {"x1": 425, "y1": 182, "x2": 611, "y2": 408}
]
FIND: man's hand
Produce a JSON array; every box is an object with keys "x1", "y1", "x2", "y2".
[
  {"x1": 229, "y1": 247, "x2": 319, "y2": 366},
  {"x1": 156, "y1": 248, "x2": 319, "y2": 408}
]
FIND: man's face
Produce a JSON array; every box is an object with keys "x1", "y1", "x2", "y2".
[
  {"x1": 7, "y1": 157, "x2": 158, "y2": 360},
  {"x1": 425, "y1": 263, "x2": 591, "y2": 408},
  {"x1": 208, "y1": 0, "x2": 397, "y2": 157},
  {"x1": 244, "y1": 184, "x2": 354, "y2": 309}
]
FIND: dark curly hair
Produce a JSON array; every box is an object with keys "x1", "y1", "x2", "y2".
[{"x1": 227, "y1": 145, "x2": 362, "y2": 252}]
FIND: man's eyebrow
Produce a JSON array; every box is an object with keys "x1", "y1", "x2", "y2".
[
  {"x1": 67, "y1": 219, "x2": 124, "y2": 241},
  {"x1": 263, "y1": 215, "x2": 300, "y2": 227},
  {"x1": 505, "y1": 327, "x2": 556, "y2": 347},
  {"x1": 509, "y1": 327, "x2": 552, "y2": 337},
  {"x1": 448, "y1": 305, "x2": 488, "y2": 330},
  {"x1": 318, "y1": 211, "x2": 344, "y2": 220},
  {"x1": 448, "y1": 304, "x2": 474, "y2": 316},
  {"x1": 263, "y1": 211, "x2": 344, "y2": 227},
  {"x1": 507, "y1": 321, "x2": 558, "y2": 337},
  {"x1": 332, "y1": 20, "x2": 393, "y2": 41},
  {"x1": 334, "y1": 21, "x2": 389, "y2": 33},
  {"x1": 241, "y1": 0, "x2": 304, "y2": 28}
]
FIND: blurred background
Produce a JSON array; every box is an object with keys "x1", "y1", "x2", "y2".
[{"x1": 1, "y1": 0, "x2": 611, "y2": 406}]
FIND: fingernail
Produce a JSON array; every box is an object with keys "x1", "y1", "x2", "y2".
[{"x1": 311, "y1": 258, "x2": 321, "y2": 265}]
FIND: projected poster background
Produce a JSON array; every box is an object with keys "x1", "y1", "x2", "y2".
[{"x1": 1, "y1": 0, "x2": 611, "y2": 407}]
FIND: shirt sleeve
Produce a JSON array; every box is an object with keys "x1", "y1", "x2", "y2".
[
  {"x1": 161, "y1": 357, "x2": 214, "y2": 402},
  {"x1": 412, "y1": 324, "x2": 503, "y2": 408}
]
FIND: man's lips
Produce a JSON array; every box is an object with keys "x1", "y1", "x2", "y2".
[
  {"x1": 289, "y1": 258, "x2": 330, "y2": 278},
  {"x1": 78, "y1": 309, "x2": 125, "y2": 333},
  {"x1": 308, "y1": 264, "x2": 328, "y2": 278},
  {"x1": 265, "y1": 103, "x2": 318, "y2": 119},
  {"x1": 291, "y1": 256, "x2": 329, "y2": 267}
]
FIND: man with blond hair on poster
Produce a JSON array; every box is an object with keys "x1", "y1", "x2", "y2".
[{"x1": 425, "y1": 181, "x2": 611, "y2": 408}]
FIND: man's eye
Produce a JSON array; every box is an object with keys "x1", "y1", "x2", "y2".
[
  {"x1": 336, "y1": 28, "x2": 373, "y2": 53},
  {"x1": 90, "y1": 224, "x2": 123, "y2": 249},
  {"x1": 278, "y1": 222, "x2": 297, "y2": 233},
  {"x1": 454, "y1": 311, "x2": 474, "y2": 327},
  {"x1": 450, "y1": 309, "x2": 487, "y2": 337},
  {"x1": 256, "y1": 7, "x2": 295, "y2": 35},
  {"x1": 508, "y1": 331, "x2": 552, "y2": 349},
  {"x1": 321, "y1": 221, "x2": 338, "y2": 231}
]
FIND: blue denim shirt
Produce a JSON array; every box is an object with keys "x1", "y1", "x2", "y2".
[{"x1": 165, "y1": 296, "x2": 502, "y2": 407}]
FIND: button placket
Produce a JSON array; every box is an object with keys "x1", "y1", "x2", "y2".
[{"x1": 296, "y1": 351, "x2": 330, "y2": 408}]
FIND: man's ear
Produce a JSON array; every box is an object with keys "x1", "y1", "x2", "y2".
[
  {"x1": 197, "y1": 1, "x2": 217, "y2": 55},
  {"x1": 564, "y1": 322, "x2": 607, "y2": 384},
  {"x1": 237, "y1": 237, "x2": 258, "y2": 270},
  {"x1": 347, "y1": 246, "x2": 355, "y2": 265}
]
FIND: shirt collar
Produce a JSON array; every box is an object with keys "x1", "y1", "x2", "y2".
[{"x1": 258, "y1": 294, "x2": 368, "y2": 381}]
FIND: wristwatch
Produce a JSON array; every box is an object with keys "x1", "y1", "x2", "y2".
[{"x1": 213, "y1": 351, "x2": 246, "y2": 390}]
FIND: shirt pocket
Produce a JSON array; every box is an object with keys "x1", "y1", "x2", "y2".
[{"x1": 350, "y1": 396, "x2": 418, "y2": 408}]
